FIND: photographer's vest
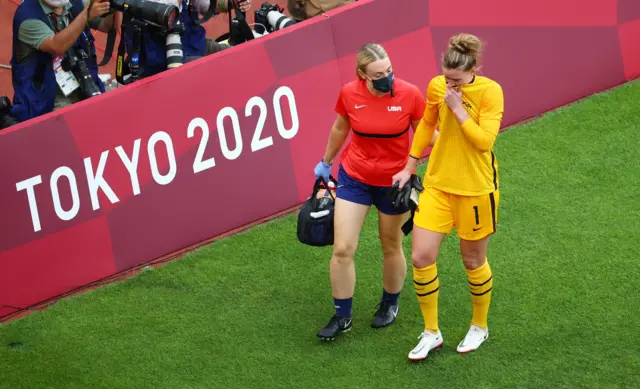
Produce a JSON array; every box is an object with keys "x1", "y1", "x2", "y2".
[
  {"x1": 10, "y1": 0, "x2": 105, "y2": 122},
  {"x1": 123, "y1": 0, "x2": 205, "y2": 78}
]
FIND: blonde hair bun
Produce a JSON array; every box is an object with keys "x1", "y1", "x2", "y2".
[
  {"x1": 449, "y1": 34, "x2": 481, "y2": 57},
  {"x1": 442, "y1": 33, "x2": 483, "y2": 71}
]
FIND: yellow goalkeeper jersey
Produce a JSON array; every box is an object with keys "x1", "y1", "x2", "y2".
[{"x1": 410, "y1": 75, "x2": 504, "y2": 196}]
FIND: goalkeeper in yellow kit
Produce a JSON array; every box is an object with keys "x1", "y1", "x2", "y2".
[{"x1": 392, "y1": 33, "x2": 504, "y2": 361}]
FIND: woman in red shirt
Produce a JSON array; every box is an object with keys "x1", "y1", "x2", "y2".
[{"x1": 314, "y1": 43, "x2": 437, "y2": 340}]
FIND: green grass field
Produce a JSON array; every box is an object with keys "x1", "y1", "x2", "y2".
[{"x1": 2, "y1": 81, "x2": 639, "y2": 389}]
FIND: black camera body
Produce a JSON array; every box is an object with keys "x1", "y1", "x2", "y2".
[
  {"x1": 0, "y1": 96, "x2": 19, "y2": 130},
  {"x1": 61, "y1": 47, "x2": 102, "y2": 100},
  {"x1": 254, "y1": 2, "x2": 296, "y2": 35},
  {"x1": 254, "y1": 2, "x2": 280, "y2": 23}
]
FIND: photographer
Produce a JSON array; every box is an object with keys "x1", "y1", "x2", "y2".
[
  {"x1": 119, "y1": 0, "x2": 251, "y2": 80},
  {"x1": 196, "y1": 0, "x2": 252, "y2": 58},
  {"x1": 9, "y1": 0, "x2": 113, "y2": 123},
  {"x1": 287, "y1": 0, "x2": 353, "y2": 21}
]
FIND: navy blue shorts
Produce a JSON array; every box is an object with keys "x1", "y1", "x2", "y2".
[{"x1": 336, "y1": 164, "x2": 408, "y2": 215}]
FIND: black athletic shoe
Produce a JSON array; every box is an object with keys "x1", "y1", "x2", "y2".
[
  {"x1": 317, "y1": 314, "x2": 353, "y2": 340},
  {"x1": 371, "y1": 301, "x2": 399, "y2": 328}
]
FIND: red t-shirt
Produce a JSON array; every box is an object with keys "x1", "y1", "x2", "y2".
[{"x1": 335, "y1": 78, "x2": 425, "y2": 187}]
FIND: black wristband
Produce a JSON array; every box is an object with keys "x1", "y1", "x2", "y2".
[{"x1": 409, "y1": 154, "x2": 420, "y2": 160}]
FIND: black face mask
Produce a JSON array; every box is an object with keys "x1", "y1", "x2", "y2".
[{"x1": 370, "y1": 71, "x2": 395, "y2": 96}]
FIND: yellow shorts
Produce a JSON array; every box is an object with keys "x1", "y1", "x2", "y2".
[{"x1": 413, "y1": 187, "x2": 499, "y2": 241}]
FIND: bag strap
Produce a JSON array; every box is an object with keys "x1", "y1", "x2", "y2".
[
  {"x1": 313, "y1": 175, "x2": 337, "y2": 192},
  {"x1": 311, "y1": 175, "x2": 337, "y2": 204},
  {"x1": 225, "y1": 1, "x2": 254, "y2": 45},
  {"x1": 98, "y1": 25, "x2": 117, "y2": 66},
  {"x1": 115, "y1": 15, "x2": 130, "y2": 84}
]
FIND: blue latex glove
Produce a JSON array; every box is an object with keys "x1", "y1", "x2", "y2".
[{"x1": 314, "y1": 160, "x2": 331, "y2": 183}]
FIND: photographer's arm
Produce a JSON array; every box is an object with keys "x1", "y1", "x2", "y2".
[
  {"x1": 203, "y1": 0, "x2": 251, "y2": 14},
  {"x1": 234, "y1": 0, "x2": 251, "y2": 12},
  {"x1": 86, "y1": 0, "x2": 112, "y2": 32},
  {"x1": 37, "y1": 0, "x2": 110, "y2": 56},
  {"x1": 93, "y1": 13, "x2": 115, "y2": 32},
  {"x1": 38, "y1": 9, "x2": 89, "y2": 57}
]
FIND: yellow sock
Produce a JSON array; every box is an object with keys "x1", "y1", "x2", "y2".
[
  {"x1": 413, "y1": 263, "x2": 440, "y2": 333},
  {"x1": 466, "y1": 259, "x2": 493, "y2": 328}
]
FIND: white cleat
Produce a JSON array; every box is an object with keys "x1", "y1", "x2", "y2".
[
  {"x1": 456, "y1": 325, "x2": 489, "y2": 354},
  {"x1": 408, "y1": 330, "x2": 444, "y2": 361}
]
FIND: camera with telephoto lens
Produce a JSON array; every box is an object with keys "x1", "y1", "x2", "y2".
[
  {"x1": 109, "y1": 0, "x2": 179, "y2": 29},
  {"x1": 61, "y1": 47, "x2": 102, "y2": 99},
  {"x1": 165, "y1": 20, "x2": 185, "y2": 70},
  {"x1": 0, "y1": 96, "x2": 19, "y2": 130},
  {"x1": 254, "y1": 2, "x2": 296, "y2": 35}
]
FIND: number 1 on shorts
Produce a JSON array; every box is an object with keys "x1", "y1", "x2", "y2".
[{"x1": 473, "y1": 205, "x2": 479, "y2": 225}]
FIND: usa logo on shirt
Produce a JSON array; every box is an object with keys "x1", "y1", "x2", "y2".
[{"x1": 388, "y1": 106, "x2": 402, "y2": 112}]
